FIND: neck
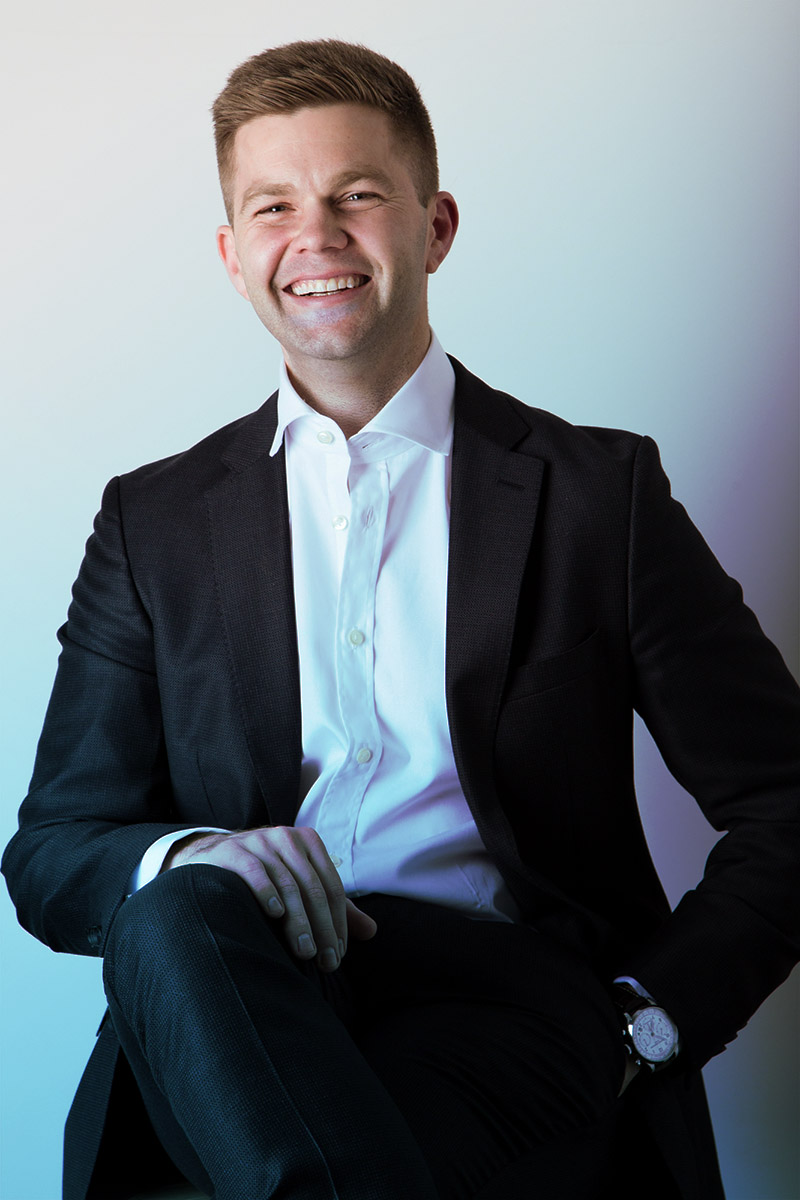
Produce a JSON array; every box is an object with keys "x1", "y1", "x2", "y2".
[{"x1": 284, "y1": 329, "x2": 432, "y2": 439}]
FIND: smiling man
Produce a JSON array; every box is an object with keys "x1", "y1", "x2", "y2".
[
  {"x1": 216, "y1": 103, "x2": 456, "y2": 434},
  {"x1": 4, "y1": 38, "x2": 800, "y2": 1200}
]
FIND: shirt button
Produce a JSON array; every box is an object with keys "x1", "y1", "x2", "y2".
[
  {"x1": 317, "y1": 430, "x2": 335, "y2": 445},
  {"x1": 348, "y1": 629, "x2": 366, "y2": 646},
  {"x1": 330, "y1": 854, "x2": 342, "y2": 868},
  {"x1": 332, "y1": 515, "x2": 349, "y2": 530},
  {"x1": 356, "y1": 747, "x2": 373, "y2": 765}
]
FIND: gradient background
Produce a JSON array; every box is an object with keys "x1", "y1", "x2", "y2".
[{"x1": 1, "y1": 2, "x2": 797, "y2": 1197}]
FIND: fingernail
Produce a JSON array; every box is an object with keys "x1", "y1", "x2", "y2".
[
  {"x1": 268, "y1": 897, "x2": 284, "y2": 917},
  {"x1": 338, "y1": 939, "x2": 346, "y2": 958},
  {"x1": 297, "y1": 933, "x2": 315, "y2": 957},
  {"x1": 320, "y1": 947, "x2": 339, "y2": 972}
]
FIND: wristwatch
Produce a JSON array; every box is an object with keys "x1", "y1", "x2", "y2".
[{"x1": 613, "y1": 982, "x2": 680, "y2": 1073}]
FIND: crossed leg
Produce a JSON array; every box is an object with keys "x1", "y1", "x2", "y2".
[{"x1": 102, "y1": 866, "x2": 625, "y2": 1199}]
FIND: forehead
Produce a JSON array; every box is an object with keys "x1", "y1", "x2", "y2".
[{"x1": 230, "y1": 104, "x2": 412, "y2": 196}]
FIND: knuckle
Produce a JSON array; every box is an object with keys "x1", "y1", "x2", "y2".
[
  {"x1": 303, "y1": 882, "x2": 329, "y2": 907},
  {"x1": 237, "y1": 855, "x2": 267, "y2": 883},
  {"x1": 272, "y1": 871, "x2": 302, "y2": 901},
  {"x1": 269, "y1": 825, "x2": 293, "y2": 842},
  {"x1": 283, "y1": 912, "x2": 310, "y2": 935},
  {"x1": 222, "y1": 844, "x2": 258, "y2": 871},
  {"x1": 259, "y1": 827, "x2": 287, "y2": 853}
]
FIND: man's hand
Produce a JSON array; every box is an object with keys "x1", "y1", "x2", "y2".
[{"x1": 161, "y1": 826, "x2": 377, "y2": 973}]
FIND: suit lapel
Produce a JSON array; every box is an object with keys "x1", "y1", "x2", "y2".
[
  {"x1": 205, "y1": 396, "x2": 302, "y2": 828},
  {"x1": 446, "y1": 360, "x2": 545, "y2": 850}
]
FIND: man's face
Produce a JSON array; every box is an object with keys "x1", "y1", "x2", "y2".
[{"x1": 217, "y1": 104, "x2": 456, "y2": 386}]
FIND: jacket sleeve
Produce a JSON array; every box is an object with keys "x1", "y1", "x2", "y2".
[
  {"x1": 2, "y1": 477, "x2": 200, "y2": 957},
  {"x1": 623, "y1": 436, "x2": 800, "y2": 1068}
]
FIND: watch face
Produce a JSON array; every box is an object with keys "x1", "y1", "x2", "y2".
[{"x1": 631, "y1": 1007, "x2": 678, "y2": 1063}]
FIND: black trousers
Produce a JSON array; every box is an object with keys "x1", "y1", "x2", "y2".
[{"x1": 102, "y1": 864, "x2": 629, "y2": 1199}]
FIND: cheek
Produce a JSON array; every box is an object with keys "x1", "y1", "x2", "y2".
[
  {"x1": 240, "y1": 262, "x2": 280, "y2": 305},
  {"x1": 239, "y1": 235, "x2": 284, "y2": 288}
]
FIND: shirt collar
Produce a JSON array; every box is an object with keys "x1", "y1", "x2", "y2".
[{"x1": 269, "y1": 332, "x2": 455, "y2": 458}]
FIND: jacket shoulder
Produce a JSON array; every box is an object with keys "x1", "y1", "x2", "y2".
[
  {"x1": 450, "y1": 356, "x2": 646, "y2": 471},
  {"x1": 117, "y1": 394, "x2": 279, "y2": 499}
]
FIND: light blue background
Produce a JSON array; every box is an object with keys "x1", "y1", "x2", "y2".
[{"x1": 1, "y1": 3, "x2": 797, "y2": 1198}]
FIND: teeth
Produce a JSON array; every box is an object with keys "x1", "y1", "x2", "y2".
[{"x1": 290, "y1": 275, "x2": 365, "y2": 296}]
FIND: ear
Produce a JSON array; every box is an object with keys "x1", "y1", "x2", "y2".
[
  {"x1": 425, "y1": 192, "x2": 459, "y2": 275},
  {"x1": 217, "y1": 225, "x2": 250, "y2": 301}
]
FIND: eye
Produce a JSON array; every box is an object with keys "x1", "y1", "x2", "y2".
[
  {"x1": 342, "y1": 192, "x2": 379, "y2": 204},
  {"x1": 254, "y1": 203, "x2": 289, "y2": 216}
]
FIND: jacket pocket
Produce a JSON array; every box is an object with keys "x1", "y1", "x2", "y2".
[{"x1": 503, "y1": 628, "x2": 602, "y2": 702}]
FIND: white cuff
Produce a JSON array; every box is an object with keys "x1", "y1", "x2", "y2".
[{"x1": 127, "y1": 827, "x2": 229, "y2": 896}]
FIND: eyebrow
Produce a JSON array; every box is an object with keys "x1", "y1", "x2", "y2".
[
  {"x1": 238, "y1": 167, "x2": 397, "y2": 218},
  {"x1": 238, "y1": 181, "x2": 292, "y2": 216}
]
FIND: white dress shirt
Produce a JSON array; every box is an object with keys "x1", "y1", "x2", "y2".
[{"x1": 276, "y1": 334, "x2": 519, "y2": 921}]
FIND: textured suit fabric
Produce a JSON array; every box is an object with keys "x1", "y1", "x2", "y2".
[
  {"x1": 101, "y1": 867, "x2": 635, "y2": 1200},
  {"x1": 4, "y1": 359, "x2": 800, "y2": 1198}
]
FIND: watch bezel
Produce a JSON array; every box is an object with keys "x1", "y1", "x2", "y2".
[{"x1": 629, "y1": 1004, "x2": 680, "y2": 1064}]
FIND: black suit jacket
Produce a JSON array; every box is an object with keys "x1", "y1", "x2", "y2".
[{"x1": 4, "y1": 359, "x2": 800, "y2": 1198}]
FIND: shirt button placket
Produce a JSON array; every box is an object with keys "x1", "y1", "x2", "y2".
[
  {"x1": 324, "y1": 436, "x2": 350, "y2": 582},
  {"x1": 331, "y1": 458, "x2": 387, "y2": 858}
]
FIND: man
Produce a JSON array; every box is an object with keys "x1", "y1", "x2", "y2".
[{"x1": 3, "y1": 38, "x2": 799, "y2": 1200}]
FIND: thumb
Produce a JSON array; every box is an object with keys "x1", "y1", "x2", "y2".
[{"x1": 345, "y1": 898, "x2": 378, "y2": 940}]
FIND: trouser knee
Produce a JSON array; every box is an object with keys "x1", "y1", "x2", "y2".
[{"x1": 102, "y1": 865, "x2": 263, "y2": 1026}]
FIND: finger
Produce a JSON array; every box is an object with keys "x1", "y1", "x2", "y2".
[
  {"x1": 296, "y1": 830, "x2": 349, "y2": 955},
  {"x1": 259, "y1": 855, "x2": 324, "y2": 961},
  {"x1": 270, "y1": 833, "x2": 342, "y2": 971}
]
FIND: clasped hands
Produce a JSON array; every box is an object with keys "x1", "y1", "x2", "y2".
[{"x1": 162, "y1": 826, "x2": 377, "y2": 973}]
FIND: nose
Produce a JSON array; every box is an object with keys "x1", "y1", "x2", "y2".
[{"x1": 293, "y1": 200, "x2": 349, "y2": 253}]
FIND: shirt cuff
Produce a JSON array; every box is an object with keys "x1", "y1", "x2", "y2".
[
  {"x1": 613, "y1": 976, "x2": 656, "y2": 1001},
  {"x1": 127, "y1": 827, "x2": 229, "y2": 896}
]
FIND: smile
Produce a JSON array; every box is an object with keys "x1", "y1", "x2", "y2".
[{"x1": 288, "y1": 274, "x2": 369, "y2": 297}]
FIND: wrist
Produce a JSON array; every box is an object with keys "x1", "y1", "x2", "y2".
[
  {"x1": 161, "y1": 831, "x2": 227, "y2": 871},
  {"x1": 613, "y1": 982, "x2": 680, "y2": 1074}
]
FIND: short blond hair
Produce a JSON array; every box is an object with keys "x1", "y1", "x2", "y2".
[{"x1": 212, "y1": 39, "x2": 439, "y2": 222}]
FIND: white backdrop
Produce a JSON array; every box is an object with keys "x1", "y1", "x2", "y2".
[{"x1": 1, "y1": 3, "x2": 797, "y2": 1197}]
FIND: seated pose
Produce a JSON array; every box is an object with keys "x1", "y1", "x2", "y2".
[{"x1": 4, "y1": 38, "x2": 799, "y2": 1200}]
